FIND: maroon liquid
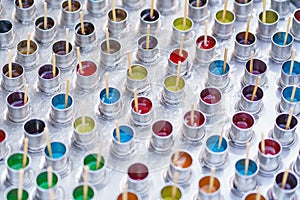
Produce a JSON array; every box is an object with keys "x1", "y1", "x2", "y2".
[
  {"x1": 259, "y1": 139, "x2": 281, "y2": 155},
  {"x1": 128, "y1": 163, "x2": 148, "y2": 181},
  {"x1": 233, "y1": 113, "x2": 254, "y2": 129},
  {"x1": 245, "y1": 93, "x2": 258, "y2": 101},
  {"x1": 169, "y1": 49, "x2": 188, "y2": 64},
  {"x1": 5, "y1": 70, "x2": 22, "y2": 78},
  {"x1": 184, "y1": 111, "x2": 205, "y2": 126},
  {"x1": 295, "y1": 10, "x2": 300, "y2": 22},
  {"x1": 196, "y1": 36, "x2": 216, "y2": 49},
  {"x1": 17, "y1": 1, "x2": 33, "y2": 8},
  {"x1": 202, "y1": 94, "x2": 219, "y2": 104},
  {"x1": 41, "y1": 71, "x2": 54, "y2": 79},
  {"x1": 153, "y1": 121, "x2": 172, "y2": 137},
  {"x1": 190, "y1": 0, "x2": 206, "y2": 7},
  {"x1": 131, "y1": 97, "x2": 152, "y2": 114},
  {"x1": 37, "y1": 22, "x2": 53, "y2": 30},
  {"x1": 237, "y1": 39, "x2": 252, "y2": 45},
  {"x1": 10, "y1": 100, "x2": 25, "y2": 107},
  {"x1": 56, "y1": 50, "x2": 67, "y2": 55},
  {"x1": 77, "y1": 61, "x2": 97, "y2": 76},
  {"x1": 0, "y1": 130, "x2": 6, "y2": 143}
]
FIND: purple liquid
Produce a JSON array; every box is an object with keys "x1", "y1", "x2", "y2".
[
  {"x1": 245, "y1": 93, "x2": 258, "y2": 101},
  {"x1": 41, "y1": 71, "x2": 54, "y2": 79},
  {"x1": 56, "y1": 50, "x2": 67, "y2": 55},
  {"x1": 11, "y1": 100, "x2": 24, "y2": 107},
  {"x1": 278, "y1": 123, "x2": 291, "y2": 130}
]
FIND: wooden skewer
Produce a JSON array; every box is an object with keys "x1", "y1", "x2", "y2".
[
  {"x1": 112, "y1": 0, "x2": 117, "y2": 22},
  {"x1": 245, "y1": 0, "x2": 249, "y2": 3},
  {"x1": 255, "y1": 187, "x2": 261, "y2": 200},
  {"x1": 8, "y1": 49, "x2": 12, "y2": 78},
  {"x1": 115, "y1": 120, "x2": 120, "y2": 142},
  {"x1": 222, "y1": 0, "x2": 229, "y2": 23},
  {"x1": 183, "y1": 0, "x2": 188, "y2": 30},
  {"x1": 175, "y1": 61, "x2": 182, "y2": 90},
  {"x1": 218, "y1": 125, "x2": 225, "y2": 150},
  {"x1": 173, "y1": 151, "x2": 180, "y2": 166},
  {"x1": 281, "y1": 169, "x2": 289, "y2": 189},
  {"x1": 208, "y1": 167, "x2": 216, "y2": 193},
  {"x1": 171, "y1": 172, "x2": 179, "y2": 200},
  {"x1": 79, "y1": 11, "x2": 85, "y2": 35},
  {"x1": 22, "y1": 138, "x2": 28, "y2": 168},
  {"x1": 65, "y1": 78, "x2": 70, "y2": 108},
  {"x1": 48, "y1": 166, "x2": 54, "y2": 200},
  {"x1": 83, "y1": 165, "x2": 89, "y2": 200},
  {"x1": 196, "y1": 0, "x2": 200, "y2": 7},
  {"x1": 52, "y1": 53, "x2": 56, "y2": 78},
  {"x1": 150, "y1": 0, "x2": 155, "y2": 19},
  {"x1": 122, "y1": 184, "x2": 128, "y2": 200},
  {"x1": 290, "y1": 85, "x2": 297, "y2": 103},
  {"x1": 17, "y1": 169, "x2": 24, "y2": 200},
  {"x1": 244, "y1": 142, "x2": 250, "y2": 175},
  {"x1": 179, "y1": 34, "x2": 185, "y2": 57},
  {"x1": 204, "y1": 20, "x2": 208, "y2": 46},
  {"x1": 66, "y1": 28, "x2": 69, "y2": 54},
  {"x1": 96, "y1": 140, "x2": 103, "y2": 169},
  {"x1": 44, "y1": 2, "x2": 47, "y2": 30},
  {"x1": 285, "y1": 107, "x2": 294, "y2": 130},
  {"x1": 251, "y1": 76, "x2": 261, "y2": 101},
  {"x1": 18, "y1": 0, "x2": 23, "y2": 9},
  {"x1": 105, "y1": 28, "x2": 111, "y2": 54},
  {"x1": 134, "y1": 88, "x2": 139, "y2": 112},
  {"x1": 283, "y1": 17, "x2": 291, "y2": 46},
  {"x1": 244, "y1": 14, "x2": 251, "y2": 45},
  {"x1": 105, "y1": 72, "x2": 109, "y2": 98},
  {"x1": 146, "y1": 25, "x2": 150, "y2": 50},
  {"x1": 76, "y1": 47, "x2": 84, "y2": 74},
  {"x1": 127, "y1": 52, "x2": 132, "y2": 78},
  {"x1": 289, "y1": 49, "x2": 296, "y2": 75},
  {"x1": 261, "y1": 133, "x2": 265, "y2": 154},
  {"x1": 249, "y1": 51, "x2": 254, "y2": 74},
  {"x1": 26, "y1": 33, "x2": 31, "y2": 55},
  {"x1": 190, "y1": 104, "x2": 195, "y2": 126},
  {"x1": 45, "y1": 127, "x2": 53, "y2": 158},
  {"x1": 262, "y1": 0, "x2": 267, "y2": 23},
  {"x1": 24, "y1": 84, "x2": 28, "y2": 104},
  {"x1": 68, "y1": 0, "x2": 72, "y2": 12},
  {"x1": 223, "y1": 48, "x2": 228, "y2": 74}
]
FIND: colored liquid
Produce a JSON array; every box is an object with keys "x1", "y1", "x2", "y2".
[
  {"x1": 128, "y1": 163, "x2": 148, "y2": 180},
  {"x1": 84, "y1": 154, "x2": 104, "y2": 170},
  {"x1": 236, "y1": 160, "x2": 257, "y2": 176},
  {"x1": 130, "y1": 71, "x2": 146, "y2": 80},
  {"x1": 209, "y1": 60, "x2": 229, "y2": 75},
  {"x1": 277, "y1": 182, "x2": 292, "y2": 190},
  {"x1": 165, "y1": 76, "x2": 185, "y2": 92},
  {"x1": 141, "y1": 11, "x2": 159, "y2": 21},
  {"x1": 52, "y1": 94, "x2": 72, "y2": 109},
  {"x1": 175, "y1": 24, "x2": 191, "y2": 31},
  {"x1": 260, "y1": 11, "x2": 278, "y2": 23},
  {"x1": 41, "y1": 71, "x2": 54, "y2": 79},
  {"x1": 76, "y1": 123, "x2": 94, "y2": 133},
  {"x1": 77, "y1": 61, "x2": 97, "y2": 76},
  {"x1": 10, "y1": 100, "x2": 24, "y2": 107},
  {"x1": 36, "y1": 22, "x2": 53, "y2": 30},
  {"x1": 196, "y1": 36, "x2": 216, "y2": 49},
  {"x1": 207, "y1": 142, "x2": 226, "y2": 152},
  {"x1": 235, "y1": 121, "x2": 250, "y2": 128},
  {"x1": 202, "y1": 94, "x2": 218, "y2": 104},
  {"x1": 200, "y1": 185, "x2": 217, "y2": 193},
  {"x1": 140, "y1": 40, "x2": 156, "y2": 50},
  {"x1": 237, "y1": 38, "x2": 252, "y2": 45},
  {"x1": 278, "y1": 123, "x2": 291, "y2": 130},
  {"x1": 5, "y1": 70, "x2": 22, "y2": 78},
  {"x1": 114, "y1": 129, "x2": 133, "y2": 143},
  {"x1": 0, "y1": 130, "x2": 6, "y2": 143},
  {"x1": 7, "y1": 189, "x2": 29, "y2": 200},
  {"x1": 73, "y1": 186, "x2": 94, "y2": 200},
  {"x1": 170, "y1": 49, "x2": 187, "y2": 64},
  {"x1": 45, "y1": 142, "x2": 66, "y2": 159},
  {"x1": 245, "y1": 93, "x2": 258, "y2": 101},
  {"x1": 285, "y1": 96, "x2": 298, "y2": 102},
  {"x1": 251, "y1": 70, "x2": 261, "y2": 75},
  {"x1": 86, "y1": 160, "x2": 104, "y2": 170},
  {"x1": 185, "y1": 111, "x2": 204, "y2": 126},
  {"x1": 56, "y1": 50, "x2": 67, "y2": 55},
  {"x1": 191, "y1": 0, "x2": 206, "y2": 7},
  {"x1": 161, "y1": 186, "x2": 181, "y2": 200},
  {"x1": 131, "y1": 97, "x2": 152, "y2": 114},
  {"x1": 235, "y1": 0, "x2": 250, "y2": 3},
  {"x1": 172, "y1": 152, "x2": 192, "y2": 168},
  {"x1": 216, "y1": 10, "x2": 234, "y2": 23},
  {"x1": 233, "y1": 113, "x2": 253, "y2": 129},
  {"x1": 156, "y1": 129, "x2": 170, "y2": 136},
  {"x1": 52, "y1": 152, "x2": 64, "y2": 159},
  {"x1": 7, "y1": 153, "x2": 29, "y2": 169},
  {"x1": 128, "y1": 65, "x2": 147, "y2": 80},
  {"x1": 173, "y1": 18, "x2": 192, "y2": 31},
  {"x1": 260, "y1": 140, "x2": 280, "y2": 155},
  {"x1": 117, "y1": 192, "x2": 139, "y2": 200},
  {"x1": 100, "y1": 88, "x2": 120, "y2": 104},
  {"x1": 295, "y1": 10, "x2": 300, "y2": 22},
  {"x1": 37, "y1": 172, "x2": 58, "y2": 189},
  {"x1": 264, "y1": 145, "x2": 277, "y2": 155},
  {"x1": 273, "y1": 32, "x2": 292, "y2": 46},
  {"x1": 17, "y1": 1, "x2": 32, "y2": 8},
  {"x1": 282, "y1": 61, "x2": 300, "y2": 76}
]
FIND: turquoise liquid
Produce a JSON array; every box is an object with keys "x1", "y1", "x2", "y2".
[
  {"x1": 113, "y1": 126, "x2": 133, "y2": 143},
  {"x1": 100, "y1": 87, "x2": 120, "y2": 104},
  {"x1": 209, "y1": 60, "x2": 229, "y2": 75},
  {"x1": 235, "y1": 159, "x2": 258, "y2": 176},
  {"x1": 282, "y1": 60, "x2": 300, "y2": 76},
  {"x1": 206, "y1": 135, "x2": 227, "y2": 152},
  {"x1": 283, "y1": 86, "x2": 300, "y2": 103},
  {"x1": 273, "y1": 32, "x2": 292, "y2": 46},
  {"x1": 45, "y1": 142, "x2": 66, "y2": 159},
  {"x1": 52, "y1": 94, "x2": 72, "y2": 109}
]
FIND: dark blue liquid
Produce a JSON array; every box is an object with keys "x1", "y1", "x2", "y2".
[
  {"x1": 113, "y1": 126, "x2": 133, "y2": 143},
  {"x1": 273, "y1": 32, "x2": 293, "y2": 46},
  {"x1": 235, "y1": 159, "x2": 258, "y2": 176},
  {"x1": 209, "y1": 60, "x2": 229, "y2": 75},
  {"x1": 100, "y1": 87, "x2": 120, "y2": 104},
  {"x1": 52, "y1": 94, "x2": 72, "y2": 109}
]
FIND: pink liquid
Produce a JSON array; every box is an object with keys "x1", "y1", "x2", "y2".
[
  {"x1": 77, "y1": 61, "x2": 97, "y2": 76},
  {"x1": 196, "y1": 36, "x2": 216, "y2": 49}
]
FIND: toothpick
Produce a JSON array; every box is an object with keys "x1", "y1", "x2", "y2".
[
  {"x1": 255, "y1": 187, "x2": 261, "y2": 200},
  {"x1": 80, "y1": 11, "x2": 85, "y2": 35},
  {"x1": 150, "y1": 0, "x2": 155, "y2": 19},
  {"x1": 122, "y1": 184, "x2": 128, "y2": 200},
  {"x1": 68, "y1": 0, "x2": 72, "y2": 12},
  {"x1": 146, "y1": 25, "x2": 150, "y2": 50},
  {"x1": 83, "y1": 165, "x2": 89, "y2": 200},
  {"x1": 24, "y1": 84, "x2": 28, "y2": 104},
  {"x1": 249, "y1": 51, "x2": 254, "y2": 74},
  {"x1": 179, "y1": 34, "x2": 185, "y2": 57},
  {"x1": 22, "y1": 138, "x2": 28, "y2": 168},
  {"x1": 281, "y1": 169, "x2": 289, "y2": 189},
  {"x1": 134, "y1": 88, "x2": 139, "y2": 112},
  {"x1": 96, "y1": 140, "x2": 103, "y2": 169},
  {"x1": 190, "y1": 104, "x2": 195, "y2": 126},
  {"x1": 290, "y1": 86, "x2": 297, "y2": 103},
  {"x1": 105, "y1": 28, "x2": 110, "y2": 54},
  {"x1": 262, "y1": 0, "x2": 266, "y2": 23},
  {"x1": 208, "y1": 167, "x2": 216, "y2": 193},
  {"x1": 196, "y1": 0, "x2": 200, "y2": 7},
  {"x1": 26, "y1": 33, "x2": 31, "y2": 55},
  {"x1": 218, "y1": 125, "x2": 225, "y2": 150},
  {"x1": 171, "y1": 172, "x2": 179, "y2": 200},
  {"x1": 66, "y1": 28, "x2": 69, "y2": 54},
  {"x1": 76, "y1": 47, "x2": 84, "y2": 74},
  {"x1": 289, "y1": 49, "x2": 296, "y2": 75},
  {"x1": 127, "y1": 52, "x2": 132, "y2": 78},
  {"x1": 173, "y1": 151, "x2": 180, "y2": 166},
  {"x1": 222, "y1": 0, "x2": 229, "y2": 23},
  {"x1": 251, "y1": 76, "x2": 261, "y2": 101},
  {"x1": 44, "y1": 2, "x2": 47, "y2": 30},
  {"x1": 115, "y1": 120, "x2": 120, "y2": 142},
  {"x1": 47, "y1": 166, "x2": 53, "y2": 193},
  {"x1": 223, "y1": 48, "x2": 228, "y2": 74},
  {"x1": 175, "y1": 61, "x2": 182, "y2": 90},
  {"x1": 285, "y1": 107, "x2": 294, "y2": 130},
  {"x1": 45, "y1": 127, "x2": 53, "y2": 158},
  {"x1": 244, "y1": 142, "x2": 250, "y2": 175},
  {"x1": 17, "y1": 169, "x2": 24, "y2": 200},
  {"x1": 204, "y1": 20, "x2": 208, "y2": 46},
  {"x1": 8, "y1": 49, "x2": 12, "y2": 78},
  {"x1": 244, "y1": 14, "x2": 251, "y2": 45},
  {"x1": 112, "y1": 0, "x2": 117, "y2": 22},
  {"x1": 183, "y1": 0, "x2": 188, "y2": 30},
  {"x1": 18, "y1": 0, "x2": 23, "y2": 9},
  {"x1": 52, "y1": 53, "x2": 56, "y2": 78},
  {"x1": 283, "y1": 17, "x2": 291, "y2": 46},
  {"x1": 261, "y1": 133, "x2": 265, "y2": 154},
  {"x1": 105, "y1": 72, "x2": 109, "y2": 98},
  {"x1": 65, "y1": 78, "x2": 70, "y2": 109},
  {"x1": 245, "y1": 0, "x2": 249, "y2": 3}
]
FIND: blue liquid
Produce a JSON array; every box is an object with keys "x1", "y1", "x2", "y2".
[
  {"x1": 235, "y1": 159, "x2": 258, "y2": 176},
  {"x1": 209, "y1": 60, "x2": 229, "y2": 75},
  {"x1": 282, "y1": 60, "x2": 300, "y2": 76},
  {"x1": 206, "y1": 135, "x2": 227, "y2": 152},
  {"x1": 45, "y1": 142, "x2": 66, "y2": 159},
  {"x1": 52, "y1": 94, "x2": 72, "y2": 109},
  {"x1": 100, "y1": 87, "x2": 120, "y2": 104},
  {"x1": 113, "y1": 126, "x2": 133, "y2": 143},
  {"x1": 283, "y1": 86, "x2": 300, "y2": 103},
  {"x1": 273, "y1": 32, "x2": 293, "y2": 46}
]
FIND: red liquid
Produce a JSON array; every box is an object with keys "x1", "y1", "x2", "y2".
[
  {"x1": 202, "y1": 94, "x2": 219, "y2": 104},
  {"x1": 41, "y1": 71, "x2": 54, "y2": 79},
  {"x1": 10, "y1": 100, "x2": 24, "y2": 107},
  {"x1": 196, "y1": 36, "x2": 216, "y2": 49},
  {"x1": 245, "y1": 93, "x2": 258, "y2": 101},
  {"x1": 5, "y1": 70, "x2": 22, "y2": 78},
  {"x1": 128, "y1": 163, "x2": 148, "y2": 180},
  {"x1": 295, "y1": 10, "x2": 300, "y2": 22},
  {"x1": 184, "y1": 111, "x2": 205, "y2": 126},
  {"x1": 170, "y1": 49, "x2": 188, "y2": 64},
  {"x1": 131, "y1": 97, "x2": 152, "y2": 114},
  {"x1": 0, "y1": 130, "x2": 6, "y2": 143},
  {"x1": 233, "y1": 113, "x2": 254, "y2": 129},
  {"x1": 77, "y1": 61, "x2": 97, "y2": 76}
]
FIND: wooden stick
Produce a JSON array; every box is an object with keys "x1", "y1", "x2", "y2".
[
  {"x1": 190, "y1": 104, "x2": 195, "y2": 126},
  {"x1": 289, "y1": 49, "x2": 296, "y2": 75},
  {"x1": 48, "y1": 166, "x2": 54, "y2": 200},
  {"x1": 8, "y1": 49, "x2": 12, "y2": 78},
  {"x1": 22, "y1": 138, "x2": 28, "y2": 168},
  {"x1": 96, "y1": 140, "x2": 103, "y2": 169},
  {"x1": 244, "y1": 142, "x2": 250, "y2": 175},
  {"x1": 65, "y1": 78, "x2": 70, "y2": 108},
  {"x1": 122, "y1": 184, "x2": 128, "y2": 200},
  {"x1": 223, "y1": 48, "x2": 228, "y2": 74},
  {"x1": 68, "y1": 0, "x2": 72, "y2": 12},
  {"x1": 52, "y1": 53, "x2": 56, "y2": 78},
  {"x1": 26, "y1": 33, "x2": 31, "y2": 55},
  {"x1": 283, "y1": 17, "x2": 291, "y2": 46},
  {"x1": 196, "y1": 0, "x2": 200, "y2": 7},
  {"x1": 146, "y1": 25, "x2": 150, "y2": 50},
  {"x1": 150, "y1": 0, "x2": 155, "y2": 19},
  {"x1": 134, "y1": 89, "x2": 139, "y2": 112},
  {"x1": 173, "y1": 151, "x2": 180, "y2": 166},
  {"x1": 251, "y1": 76, "x2": 261, "y2": 101},
  {"x1": 204, "y1": 20, "x2": 208, "y2": 46},
  {"x1": 76, "y1": 47, "x2": 83, "y2": 74},
  {"x1": 218, "y1": 125, "x2": 225, "y2": 150},
  {"x1": 80, "y1": 11, "x2": 85, "y2": 35},
  {"x1": 18, "y1": 0, "x2": 23, "y2": 9},
  {"x1": 44, "y1": 2, "x2": 47, "y2": 30},
  {"x1": 244, "y1": 14, "x2": 251, "y2": 45},
  {"x1": 281, "y1": 169, "x2": 289, "y2": 189},
  {"x1": 262, "y1": 0, "x2": 266, "y2": 23},
  {"x1": 171, "y1": 172, "x2": 179, "y2": 200},
  {"x1": 66, "y1": 28, "x2": 69, "y2": 54},
  {"x1": 245, "y1": 0, "x2": 249, "y2": 3},
  {"x1": 17, "y1": 169, "x2": 24, "y2": 200},
  {"x1": 24, "y1": 84, "x2": 28, "y2": 104},
  {"x1": 83, "y1": 165, "x2": 89, "y2": 200},
  {"x1": 45, "y1": 127, "x2": 53, "y2": 158},
  {"x1": 208, "y1": 167, "x2": 216, "y2": 193},
  {"x1": 112, "y1": 0, "x2": 117, "y2": 22},
  {"x1": 115, "y1": 120, "x2": 120, "y2": 142},
  {"x1": 285, "y1": 107, "x2": 294, "y2": 130},
  {"x1": 105, "y1": 72, "x2": 109, "y2": 98},
  {"x1": 179, "y1": 34, "x2": 185, "y2": 57},
  {"x1": 105, "y1": 28, "x2": 110, "y2": 54},
  {"x1": 183, "y1": 0, "x2": 188, "y2": 30},
  {"x1": 261, "y1": 133, "x2": 265, "y2": 154},
  {"x1": 222, "y1": 0, "x2": 229, "y2": 23},
  {"x1": 249, "y1": 51, "x2": 254, "y2": 74},
  {"x1": 255, "y1": 188, "x2": 261, "y2": 200},
  {"x1": 127, "y1": 52, "x2": 132, "y2": 78},
  {"x1": 290, "y1": 85, "x2": 297, "y2": 103},
  {"x1": 175, "y1": 61, "x2": 181, "y2": 90}
]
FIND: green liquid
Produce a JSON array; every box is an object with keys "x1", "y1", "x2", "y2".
[
  {"x1": 84, "y1": 154, "x2": 105, "y2": 171},
  {"x1": 7, "y1": 153, "x2": 29, "y2": 170},
  {"x1": 73, "y1": 186, "x2": 94, "y2": 200},
  {"x1": 128, "y1": 65, "x2": 147, "y2": 80},
  {"x1": 164, "y1": 76, "x2": 185, "y2": 91},
  {"x1": 259, "y1": 10, "x2": 278, "y2": 23},
  {"x1": 161, "y1": 186, "x2": 181, "y2": 200},
  {"x1": 173, "y1": 17, "x2": 192, "y2": 31},
  {"x1": 36, "y1": 171, "x2": 58, "y2": 189},
  {"x1": 216, "y1": 10, "x2": 234, "y2": 23},
  {"x1": 7, "y1": 189, "x2": 29, "y2": 200}
]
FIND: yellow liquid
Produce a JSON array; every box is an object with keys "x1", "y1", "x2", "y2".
[
  {"x1": 76, "y1": 123, "x2": 93, "y2": 133},
  {"x1": 167, "y1": 85, "x2": 182, "y2": 92},
  {"x1": 130, "y1": 71, "x2": 146, "y2": 80}
]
